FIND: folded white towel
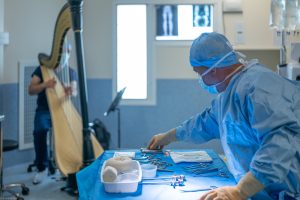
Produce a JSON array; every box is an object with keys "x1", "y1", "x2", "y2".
[
  {"x1": 113, "y1": 151, "x2": 136, "y2": 158},
  {"x1": 170, "y1": 151, "x2": 212, "y2": 163}
]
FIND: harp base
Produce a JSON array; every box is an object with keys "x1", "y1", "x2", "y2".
[{"x1": 61, "y1": 173, "x2": 78, "y2": 196}]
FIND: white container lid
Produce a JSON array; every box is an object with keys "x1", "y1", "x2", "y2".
[{"x1": 141, "y1": 164, "x2": 157, "y2": 178}]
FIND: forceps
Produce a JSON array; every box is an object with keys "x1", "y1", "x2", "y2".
[{"x1": 180, "y1": 186, "x2": 218, "y2": 192}]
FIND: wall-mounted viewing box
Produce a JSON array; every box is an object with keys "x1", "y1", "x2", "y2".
[{"x1": 0, "y1": 32, "x2": 9, "y2": 45}]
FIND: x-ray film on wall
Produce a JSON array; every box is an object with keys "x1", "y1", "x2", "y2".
[
  {"x1": 156, "y1": 4, "x2": 213, "y2": 40},
  {"x1": 156, "y1": 5, "x2": 179, "y2": 37}
]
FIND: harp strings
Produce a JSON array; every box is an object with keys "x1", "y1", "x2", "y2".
[{"x1": 56, "y1": 38, "x2": 73, "y2": 119}]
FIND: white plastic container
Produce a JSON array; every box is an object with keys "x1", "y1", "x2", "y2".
[
  {"x1": 141, "y1": 164, "x2": 157, "y2": 178},
  {"x1": 100, "y1": 160, "x2": 142, "y2": 193}
]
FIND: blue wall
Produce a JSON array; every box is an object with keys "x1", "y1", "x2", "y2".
[
  {"x1": 1, "y1": 79, "x2": 223, "y2": 167},
  {"x1": 0, "y1": 84, "x2": 3, "y2": 114}
]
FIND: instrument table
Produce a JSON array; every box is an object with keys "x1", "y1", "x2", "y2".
[{"x1": 76, "y1": 149, "x2": 237, "y2": 200}]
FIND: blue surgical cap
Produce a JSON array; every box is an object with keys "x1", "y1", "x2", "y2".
[{"x1": 189, "y1": 32, "x2": 238, "y2": 68}]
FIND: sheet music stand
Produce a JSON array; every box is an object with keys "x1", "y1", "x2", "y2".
[{"x1": 104, "y1": 87, "x2": 126, "y2": 149}]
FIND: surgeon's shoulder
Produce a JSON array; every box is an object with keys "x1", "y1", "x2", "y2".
[
  {"x1": 237, "y1": 65, "x2": 272, "y2": 89},
  {"x1": 238, "y1": 64, "x2": 297, "y2": 96}
]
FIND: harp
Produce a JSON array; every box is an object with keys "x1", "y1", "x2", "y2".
[{"x1": 38, "y1": 0, "x2": 103, "y2": 180}]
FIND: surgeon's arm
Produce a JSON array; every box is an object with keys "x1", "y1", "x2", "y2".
[
  {"x1": 176, "y1": 107, "x2": 220, "y2": 143},
  {"x1": 148, "y1": 102, "x2": 219, "y2": 150},
  {"x1": 147, "y1": 128, "x2": 177, "y2": 150},
  {"x1": 236, "y1": 172, "x2": 264, "y2": 198},
  {"x1": 200, "y1": 172, "x2": 264, "y2": 200},
  {"x1": 245, "y1": 78, "x2": 298, "y2": 189}
]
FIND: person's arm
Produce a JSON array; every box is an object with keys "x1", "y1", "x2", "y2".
[
  {"x1": 236, "y1": 172, "x2": 264, "y2": 198},
  {"x1": 147, "y1": 128, "x2": 177, "y2": 150},
  {"x1": 148, "y1": 99, "x2": 220, "y2": 150},
  {"x1": 63, "y1": 67, "x2": 78, "y2": 97},
  {"x1": 70, "y1": 80, "x2": 77, "y2": 96},
  {"x1": 199, "y1": 172, "x2": 264, "y2": 200},
  {"x1": 176, "y1": 99, "x2": 220, "y2": 143},
  {"x1": 246, "y1": 75, "x2": 299, "y2": 188},
  {"x1": 63, "y1": 80, "x2": 77, "y2": 97},
  {"x1": 28, "y1": 75, "x2": 56, "y2": 96}
]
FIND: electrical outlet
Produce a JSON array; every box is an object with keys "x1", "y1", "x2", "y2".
[
  {"x1": 235, "y1": 22, "x2": 244, "y2": 44},
  {"x1": 0, "y1": 32, "x2": 9, "y2": 45}
]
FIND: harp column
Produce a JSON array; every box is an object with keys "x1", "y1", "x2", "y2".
[{"x1": 68, "y1": 0, "x2": 95, "y2": 166}]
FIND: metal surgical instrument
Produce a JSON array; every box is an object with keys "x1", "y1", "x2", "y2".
[
  {"x1": 180, "y1": 186, "x2": 218, "y2": 192},
  {"x1": 142, "y1": 175, "x2": 186, "y2": 188},
  {"x1": 140, "y1": 148, "x2": 164, "y2": 154},
  {"x1": 183, "y1": 162, "x2": 212, "y2": 170},
  {"x1": 184, "y1": 167, "x2": 219, "y2": 174},
  {"x1": 157, "y1": 168, "x2": 174, "y2": 172}
]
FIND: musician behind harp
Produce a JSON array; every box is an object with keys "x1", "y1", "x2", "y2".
[{"x1": 28, "y1": 42, "x2": 77, "y2": 185}]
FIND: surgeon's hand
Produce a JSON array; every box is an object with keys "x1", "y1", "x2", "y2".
[
  {"x1": 147, "y1": 128, "x2": 177, "y2": 150},
  {"x1": 199, "y1": 186, "x2": 246, "y2": 200}
]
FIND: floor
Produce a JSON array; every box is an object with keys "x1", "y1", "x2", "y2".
[{"x1": 3, "y1": 163, "x2": 77, "y2": 200}]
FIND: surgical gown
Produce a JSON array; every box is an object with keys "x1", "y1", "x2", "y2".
[{"x1": 176, "y1": 60, "x2": 300, "y2": 199}]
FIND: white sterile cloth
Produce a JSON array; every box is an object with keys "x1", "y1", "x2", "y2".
[
  {"x1": 113, "y1": 151, "x2": 136, "y2": 158},
  {"x1": 170, "y1": 151, "x2": 212, "y2": 163}
]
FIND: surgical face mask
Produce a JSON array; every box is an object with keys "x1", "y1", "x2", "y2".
[
  {"x1": 198, "y1": 51, "x2": 246, "y2": 94},
  {"x1": 198, "y1": 62, "x2": 245, "y2": 94},
  {"x1": 198, "y1": 77, "x2": 218, "y2": 94}
]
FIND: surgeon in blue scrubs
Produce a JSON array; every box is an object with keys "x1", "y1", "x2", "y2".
[{"x1": 148, "y1": 32, "x2": 300, "y2": 200}]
